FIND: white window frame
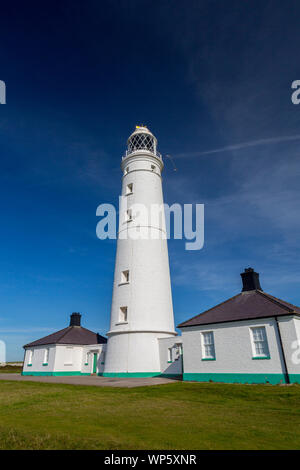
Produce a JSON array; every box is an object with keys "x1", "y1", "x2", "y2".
[
  {"x1": 119, "y1": 306, "x2": 128, "y2": 323},
  {"x1": 43, "y1": 348, "x2": 49, "y2": 364},
  {"x1": 201, "y1": 331, "x2": 216, "y2": 360},
  {"x1": 120, "y1": 270, "x2": 129, "y2": 284},
  {"x1": 250, "y1": 326, "x2": 270, "y2": 358},
  {"x1": 168, "y1": 347, "x2": 173, "y2": 363},
  {"x1": 126, "y1": 183, "x2": 133, "y2": 195},
  {"x1": 125, "y1": 208, "x2": 133, "y2": 223},
  {"x1": 85, "y1": 351, "x2": 89, "y2": 365},
  {"x1": 64, "y1": 346, "x2": 74, "y2": 366},
  {"x1": 27, "y1": 349, "x2": 33, "y2": 365}
]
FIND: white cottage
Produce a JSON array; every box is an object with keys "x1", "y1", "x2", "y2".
[
  {"x1": 22, "y1": 313, "x2": 107, "y2": 376},
  {"x1": 178, "y1": 268, "x2": 300, "y2": 385}
]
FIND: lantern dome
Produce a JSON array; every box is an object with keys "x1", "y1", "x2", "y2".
[{"x1": 126, "y1": 125, "x2": 160, "y2": 158}]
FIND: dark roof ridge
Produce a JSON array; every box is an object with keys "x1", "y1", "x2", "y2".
[
  {"x1": 256, "y1": 290, "x2": 296, "y2": 313},
  {"x1": 178, "y1": 292, "x2": 242, "y2": 327}
]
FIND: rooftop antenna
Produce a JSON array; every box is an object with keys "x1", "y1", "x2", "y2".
[{"x1": 165, "y1": 154, "x2": 178, "y2": 172}]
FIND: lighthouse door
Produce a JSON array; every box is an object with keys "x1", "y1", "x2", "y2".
[{"x1": 93, "y1": 353, "x2": 97, "y2": 374}]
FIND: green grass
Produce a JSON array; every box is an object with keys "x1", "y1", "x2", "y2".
[
  {"x1": 0, "y1": 380, "x2": 300, "y2": 449},
  {"x1": 0, "y1": 366, "x2": 22, "y2": 373}
]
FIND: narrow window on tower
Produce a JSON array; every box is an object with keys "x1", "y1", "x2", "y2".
[
  {"x1": 126, "y1": 183, "x2": 133, "y2": 195},
  {"x1": 125, "y1": 209, "x2": 133, "y2": 222},
  {"x1": 120, "y1": 270, "x2": 129, "y2": 284},
  {"x1": 119, "y1": 306, "x2": 128, "y2": 323},
  {"x1": 151, "y1": 164, "x2": 156, "y2": 171},
  {"x1": 124, "y1": 166, "x2": 130, "y2": 175}
]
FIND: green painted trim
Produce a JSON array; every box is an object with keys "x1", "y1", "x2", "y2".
[
  {"x1": 42, "y1": 363, "x2": 48, "y2": 366},
  {"x1": 201, "y1": 358, "x2": 216, "y2": 361},
  {"x1": 289, "y1": 374, "x2": 300, "y2": 384},
  {"x1": 103, "y1": 372, "x2": 161, "y2": 378},
  {"x1": 22, "y1": 371, "x2": 91, "y2": 377},
  {"x1": 183, "y1": 373, "x2": 287, "y2": 385},
  {"x1": 27, "y1": 364, "x2": 32, "y2": 367},
  {"x1": 167, "y1": 361, "x2": 172, "y2": 363},
  {"x1": 97, "y1": 373, "x2": 103, "y2": 376},
  {"x1": 160, "y1": 373, "x2": 182, "y2": 379},
  {"x1": 84, "y1": 363, "x2": 89, "y2": 365},
  {"x1": 252, "y1": 356, "x2": 270, "y2": 360}
]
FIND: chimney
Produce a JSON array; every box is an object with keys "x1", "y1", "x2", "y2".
[
  {"x1": 240, "y1": 268, "x2": 262, "y2": 292},
  {"x1": 70, "y1": 312, "x2": 81, "y2": 327}
]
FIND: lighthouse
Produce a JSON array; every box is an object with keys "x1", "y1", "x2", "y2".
[{"x1": 103, "y1": 125, "x2": 177, "y2": 377}]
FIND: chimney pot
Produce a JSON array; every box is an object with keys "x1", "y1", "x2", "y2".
[
  {"x1": 70, "y1": 312, "x2": 81, "y2": 327},
  {"x1": 240, "y1": 268, "x2": 262, "y2": 292}
]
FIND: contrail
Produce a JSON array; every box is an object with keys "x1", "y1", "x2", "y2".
[{"x1": 175, "y1": 134, "x2": 300, "y2": 158}]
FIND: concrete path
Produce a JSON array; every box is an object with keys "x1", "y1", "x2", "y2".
[{"x1": 0, "y1": 373, "x2": 179, "y2": 388}]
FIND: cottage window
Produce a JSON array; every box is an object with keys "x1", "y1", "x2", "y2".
[
  {"x1": 251, "y1": 327, "x2": 269, "y2": 358},
  {"x1": 43, "y1": 348, "x2": 49, "y2": 364},
  {"x1": 64, "y1": 347, "x2": 73, "y2": 365},
  {"x1": 85, "y1": 351, "x2": 89, "y2": 364},
  {"x1": 27, "y1": 350, "x2": 33, "y2": 365},
  {"x1": 201, "y1": 332, "x2": 215, "y2": 359}
]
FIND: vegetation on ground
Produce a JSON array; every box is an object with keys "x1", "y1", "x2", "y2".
[
  {"x1": 0, "y1": 380, "x2": 299, "y2": 450},
  {"x1": 0, "y1": 366, "x2": 22, "y2": 373}
]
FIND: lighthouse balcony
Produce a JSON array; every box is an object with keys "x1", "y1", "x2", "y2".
[{"x1": 122, "y1": 149, "x2": 162, "y2": 160}]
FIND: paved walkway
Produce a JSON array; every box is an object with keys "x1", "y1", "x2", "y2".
[{"x1": 0, "y1": 373, "x2": 179, "y2": 388}]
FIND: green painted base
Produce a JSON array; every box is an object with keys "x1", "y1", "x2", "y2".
[
  {"x1": 103, "y1": 372, "x2": 161, "y2": 378},
  {"x1": 102, "y1": 372, "x2": 180, "y2": 378},
  {"x1": 22, "y1": 371, "x2": 91, "y2": 376},
  {"x1": 289, "y1": 374, "x2": 300, "y2": 384},
  {"x1": 160, "y1": 374, "x2": 181, "y2": 379},
  {"x1": 183, "y1": 373, "x2": 287, "y2": 385}
]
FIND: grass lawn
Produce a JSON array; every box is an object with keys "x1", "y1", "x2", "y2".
[
  {"x1": 0, "y1": 366, "x2": 22, "y2": 373},
  {"x1": 0, "y1": 379, "x2": 300, "y2": 450}
]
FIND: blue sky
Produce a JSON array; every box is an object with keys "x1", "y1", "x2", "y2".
[{"x1": 1, "y1": 1, "x2": 300, "y2": 360}]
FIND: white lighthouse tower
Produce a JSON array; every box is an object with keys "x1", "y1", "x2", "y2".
[{"x1": 104, "y1": 125, "x2": 177, "y2": 377}]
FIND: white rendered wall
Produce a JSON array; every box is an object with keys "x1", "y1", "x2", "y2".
[
  {"x1": 181, "y1": 317, "x2": 289, "y2": 376},
  {"x1": 158, "y1": 336, "x2": 183, "y2": 376},
  {"x1": 53, "y1": 345, "x2": 83, "y2": 372},
  {"x1": 104, "y1": 148, "x2": 176, "y2": 375},
  {"x1": 81, "y1": 344, "x2": 106, "y2": 374},
  {"x1": 23, "y1": 343, "x2": 107, "y2": 375},
  {"x1": 277, "y1": 316, "x2": 300, "y2": 377},
  {"x1": 23, "y1": 345, "x2": 56, "y2": 373}
]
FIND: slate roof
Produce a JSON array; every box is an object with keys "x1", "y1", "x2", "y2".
[
  {"x1": 178, "y1": 290, "x2": 300, "y2": 328},
  {"x1": 24, "y1": 326, "x2": 107, "y2": 348}
]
